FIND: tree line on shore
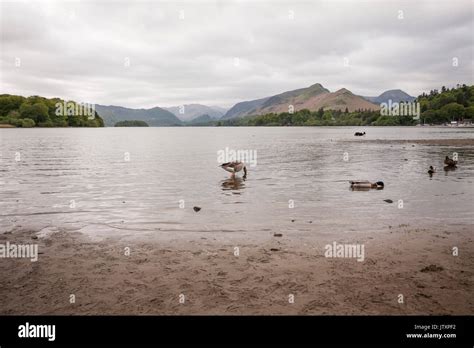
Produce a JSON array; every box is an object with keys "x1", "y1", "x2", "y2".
[
  {"x1": 0, "y1": 95, "x2": 104, "y2": 127},
  {"x1": 417, "y1": 84, "x2": 474, "y2": 124},
  {"x1": 114, "y1": 120, "x2": 149, "y2": 127}
]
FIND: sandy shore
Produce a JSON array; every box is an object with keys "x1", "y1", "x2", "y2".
[{"x1": 0, "y1": 224, "x2": 472, "y2": 315}]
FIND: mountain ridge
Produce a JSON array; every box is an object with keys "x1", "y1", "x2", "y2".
[
  {"x1": 164, "y1": 104, "x2": 226, "y2": 121},
  {"x1": 95, "y1": 104, "x2": 182, "y2": 127},
  {"x1": 363, "y1": 89, "x2": 416, "y2": 104},
  {"x1": 222, "y1": 83, "x2": 379, "y2": 119},
  {"x1": 95, "y1": 86, "x2": 417, "y2": 126}
]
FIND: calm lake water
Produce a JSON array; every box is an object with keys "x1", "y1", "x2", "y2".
[{"x1": 1, "y1": 127, "x2": 473, "y2": 237}]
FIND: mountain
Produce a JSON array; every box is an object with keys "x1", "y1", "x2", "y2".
[
  {"x1": 187, "y1": 114, "x2": 214, "y2": 125},
  {"x1": 95, "y1": 105, "x2": 182, "y2": 127},
  {"x1": 164, "y1": 104, "x2": 226, "y2": 121},
  {"x1": 363, "y1": 89, "x2": 416, "y2": 105},
  {"x1": 221, "y1": 96, "x2": 271, "y2": 119},
  {"x1": 222, "y1": 83, "x2": 379, "y2": 119}
]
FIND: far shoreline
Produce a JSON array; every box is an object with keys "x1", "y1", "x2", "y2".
[{"x1": 1, "y1": 124, "x2": 474, "y2": 129}]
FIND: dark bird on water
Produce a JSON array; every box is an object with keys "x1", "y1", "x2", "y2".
[{"x1": 444, "y1": 156, "x2": 457, "y2": 167}]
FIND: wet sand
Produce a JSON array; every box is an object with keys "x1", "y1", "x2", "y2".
[{"x1": 0, "y1": 224, "x2": 472, "y2": 315}]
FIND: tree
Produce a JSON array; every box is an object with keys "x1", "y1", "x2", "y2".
[
  {"x1": 439, "y1": 103, "x2": 465, "y2": 121},
  {"x1": 317, "y1": 107, "x2": 324, "y2": 118},
  {"x1": 463, "y1": 106, "x2": 474, "y2": 120},
  {"x1": 21, "y1": 118, "x2": 36, "y2": 128},
  {"x1": 421, "y1": 110, "x2": 438, "y2": 124},
  {"x1": 19, "y1": 102, "x2": 50, "y2": 123},
  {"x1": 0, "y1": 95, "x2": 25, "y2": 116}
]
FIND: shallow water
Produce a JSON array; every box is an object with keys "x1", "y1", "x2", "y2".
[{"x1": 1, "y1": 127, "x2": 473, "y2": 237}]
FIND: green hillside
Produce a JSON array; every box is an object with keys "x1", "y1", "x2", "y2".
[
  {"x1": 418, "y1": 84, "x2": 474, "y2": 124},
  {"x1": 0, "y1": 94, "x2": 104, "y2": 127}
]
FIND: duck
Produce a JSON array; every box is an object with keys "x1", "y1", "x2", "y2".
[
  {"x1": 220, "y1": 161, "x2": 247, "y2": 178},
  {"x1": 428, "y1": 166, "x2": 436, "y2": 175},
  {"x1": 350, "y1": 181, "x2": 384, "y2": 189},
  {"x1": 444, "y1": 156, "x2": 457, "y2": 167},
  {"x1": 354, "y1": 132, "x2": 366, "y2": 136}
]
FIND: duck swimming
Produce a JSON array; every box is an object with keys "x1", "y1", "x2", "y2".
[
  {"x1": 220, "y1": 161, "x2": 247, "y2": 178},
  {"x1": 444, "y1": 156, "x2": 457, "y2": 167},
  {"x1": 428, "y1": 166, "x2": 436, "y2": 175},
  {"x1": 354, "y1": 132, "x2": 366, "y2": 136},
  {"x1": 350, "y1": 181, "x2": 384, "y2": 190}
]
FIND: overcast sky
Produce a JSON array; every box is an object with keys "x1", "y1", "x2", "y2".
[{"x1": 0, "y1": 0, "x2": 472, "y2": 109}]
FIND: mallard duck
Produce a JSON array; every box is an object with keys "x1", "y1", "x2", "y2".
[
  {"x1": 444, "y1": 156, "x2": 457, "y2": 167},
  {"x1": 350, "y1": 181, "x2": 384, "y2": 189},
  {"x1": 428, "y1": 166, "x2": 436, "y2": 175},
  {"x1": 220, "y1": 161, "x2": 247, "y2": 178}
]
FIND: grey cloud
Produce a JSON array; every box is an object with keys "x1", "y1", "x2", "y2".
[{"x1": 1, "y1": 0, "x2": 472, "y2": 108}]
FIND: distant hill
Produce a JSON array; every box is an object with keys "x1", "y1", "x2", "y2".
[
  {"x1": 95, "y1": 105, "x2": 182, "y2": 127},
  {"x1": 222, "y1": 83, "x2": 379, "y2": 119},
  {"x1": 221, "y1": 96, "x2": 271, "y2": 120},
  {"x1": 363, "y1": 89, "x2": 416, "y2": 104},
  {"x1": 164, "y1": 104, "x2": 226, "y2": 121},
  {"x1": 186, "y1": 114, "x2": 214, "y2": 125},
  {"x1": 219, "y1": 84, "x2": 474, "y2": 126}
]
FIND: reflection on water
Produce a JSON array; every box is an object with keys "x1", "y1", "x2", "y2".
[
  {"x1": 443, "y1": 166, "x2": 457, "y2": 173},
  {"x1": 221, "y1": 176, "x2": 246, "y2": 192},
  {"x1": 0, "y1": 127, "x2": 473, "y2": 236},
  {"x1": 349, "y1": 186, "x2": 382, "y2": 192}
]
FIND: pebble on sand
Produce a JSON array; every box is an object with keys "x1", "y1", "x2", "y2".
[{"x1": 420, "y1": 264, "x2": 444, "y2": 272}]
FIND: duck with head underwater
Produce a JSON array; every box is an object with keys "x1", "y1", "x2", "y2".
[
  {"x1": 220, "y1": 161, "x2": 247, "y2": 178},
  {"x1": 350, "y1": 180, "x2": 384, "y2": 190}
]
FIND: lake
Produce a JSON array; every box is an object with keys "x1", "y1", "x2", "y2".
[{"x1": 1, "y1": 127, "x2": 473, "y2": 238}]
